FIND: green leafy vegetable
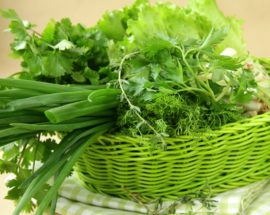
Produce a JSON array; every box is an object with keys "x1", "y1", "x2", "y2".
[
  {"x1": 188, "y1": 0, "x2": 247, "y2": 55},
  {"x1": 0, "y1": 0, "x2": 270, "y2": 214}
]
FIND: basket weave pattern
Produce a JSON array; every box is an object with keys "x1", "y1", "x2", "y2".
[{"x1": 75, "y1": 112, "x2": 270, "y2": 201}]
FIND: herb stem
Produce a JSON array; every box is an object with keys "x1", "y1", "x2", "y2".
[
  {"x1": 16, "y1": 142, "x2": 28, "y2": 173},
  {"x1": 174, "y1": 45, "x2": 216, "y2": 101},
  {"x1": 117, "y1": 52, "x2": 140, "y2": 108},
  {"x1": 118, "y1": 52, "x2": 166, "y2": 145}
]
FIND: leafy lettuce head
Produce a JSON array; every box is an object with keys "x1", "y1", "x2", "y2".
[
  {"x1": 188, "y1": 0, "x2": 247, "y2": 56},
  {"x1": 98, "y1": 0, "x2": 247, "y2": 57}
]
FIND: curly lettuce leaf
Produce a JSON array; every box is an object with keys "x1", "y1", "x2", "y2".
[
  {"x1": 97, "y1": 0, "x2": 147, "y2": 41},
  {"x1": 188, "y1": 0, "x2": 247, "y2": 56},
  {"x1": 127, "y1": 2, "x2": 212, "y2": 48}
]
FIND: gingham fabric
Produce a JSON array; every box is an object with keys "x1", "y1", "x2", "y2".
[
  {"x1": 56, "y1": 176, "x2": 270, "y2": 215},
  {"x1": 246, "y1": 181, "x2": 270, "y2": 215}
]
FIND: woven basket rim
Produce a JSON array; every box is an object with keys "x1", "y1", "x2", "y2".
[{"x1": 102, "y1": 111, "x2": 270, "y2": 141}]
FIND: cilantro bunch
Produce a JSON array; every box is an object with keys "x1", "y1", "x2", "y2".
[{"x1": 1, "y1": 0, "x2": 270, "y2": 214}]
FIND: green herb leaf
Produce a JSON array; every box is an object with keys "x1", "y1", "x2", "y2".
[
  {"x1": 41, "y1": 19, "x2": 56, "y2": 43},
  {"x1": 44, "y1": 52, "x2": 72, "y2": 77}
]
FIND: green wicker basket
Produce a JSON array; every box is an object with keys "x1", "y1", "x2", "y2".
[{"x1": 75, "y1": 111, "x2": 270, "y2": 201}]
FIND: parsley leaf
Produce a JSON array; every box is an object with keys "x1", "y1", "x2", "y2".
[{"x1": 44, "y1": 52, "x2": 72, "y2": 77}]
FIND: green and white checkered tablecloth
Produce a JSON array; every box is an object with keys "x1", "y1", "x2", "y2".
[{"x1": 56, "y1": 175, "x2": 270, "y2": 215}]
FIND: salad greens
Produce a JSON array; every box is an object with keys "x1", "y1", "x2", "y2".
[
  {"x1": 188, "y1": 0, "x2": 247, "y2": 55},
  {"x1": 0, "y1": 0, "x2": 270, "y2": 214}
]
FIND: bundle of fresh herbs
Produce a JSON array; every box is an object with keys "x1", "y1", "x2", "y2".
[{"x1": 1, "y1": 0, "x2": 270, "y2": 214}]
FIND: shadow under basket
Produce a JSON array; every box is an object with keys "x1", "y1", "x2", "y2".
[{"x1": 75, "y1": 111, "x2": 270, "y2": 202}]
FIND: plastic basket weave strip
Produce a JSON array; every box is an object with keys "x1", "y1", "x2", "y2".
[{"x1": 75, "y1": 111, "x2": 270, "y2": 201}]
